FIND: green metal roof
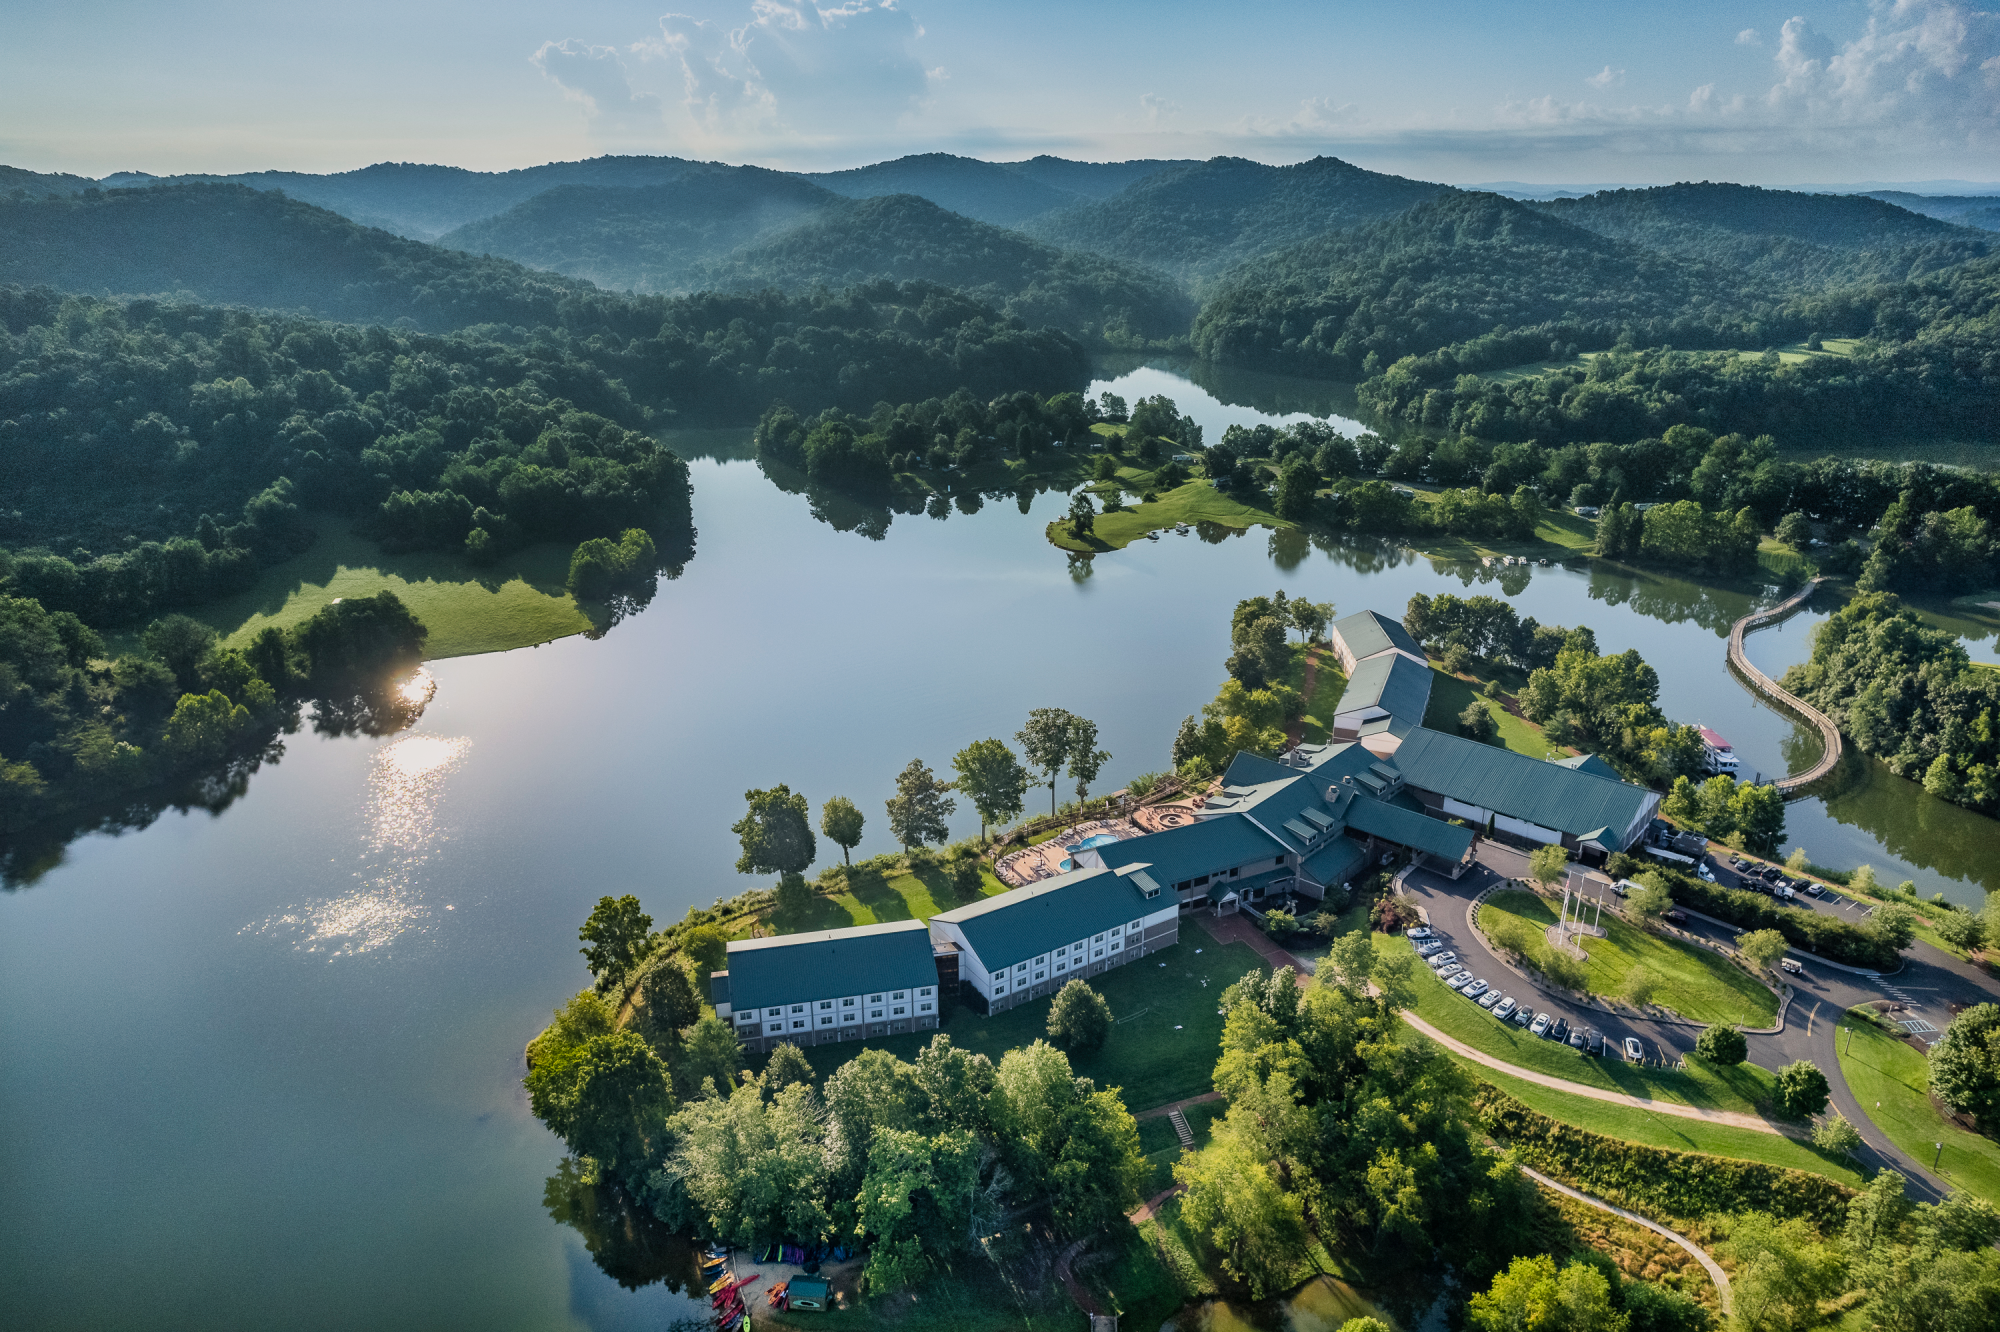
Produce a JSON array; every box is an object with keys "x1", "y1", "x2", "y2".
[
  {"x1": 724, "y1": 919, "x2": 938, "y2": 1009},
  {"x1": 1092, "y1": 814, "x2": 1287, "y2": 887},
  {"x1": 1342, "y1": 797, "x2": 1476, "y2": 862},
  {"x1": 1389, "y1": 728, "x2": 1657, "y2": 842},
  {"x1": 1299, "y1": 836, "x2": 1367, "y2": 886},
  {"x1": 1332, "y1": 609, "x2": 1424, "y2": 662},
  {"x1": 1554, "y1": 753, "x2": 1622, "y2": 780},
  {"x1": 1332, "y1": 652, "x2": 1433, "y2": 727},
  {"x1": 931, "y1": 865, "x2": 1160, "y2": 970}
]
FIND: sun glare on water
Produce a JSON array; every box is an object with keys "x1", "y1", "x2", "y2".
[{"x1": 245, "y1": 729, "x2": 471, "y2": 958}]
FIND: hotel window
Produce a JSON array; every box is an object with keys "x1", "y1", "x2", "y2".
[
  {"x1": 1015, "y1": 963, "x2": 1027, "y2": 974},
  {"x1": 892, "y1": 991, "x2": 905, "y2": 1000},
  {"x1": 1130, "y1": 920, "x2": 1141, "y2": 933},
  {"x1": 993, "y1": 985, "x2": 1005, "y2": 997},
  {"x1": 1034, "y1": 970, "x2": 1045, "y2": 981},
  {"x1": 819, "y1": 1016, "x2": 833, "y2": 1026},
  {"x1": 841, "y1": 1011, "x2": 858, "y2": 1023},
  {"x1": 767, "y1": 1023, "x2": 782, "y2": 1034},
  {"x1": 766, "y1": 1007, "x2": 781, "y2": 1017},
  {"x1": 1192, "y1": 875, "x2": 1210, "y2": 888},
  {"x1": 819, "y1": 1000, "x2": 833, "y2": 1010},
  {"x1": 919, "y1": 987, "x2": 932, "y2": 997},
  {"x1": 869, "y1": 994, "x2": 883, "y2": 1003},
  {"x1": 1111, "y1": 925, "x2": 1122, "y2": 936},
  {"x1": 892, "y1": 1005, "x2": 906, "y2": 1016},
  {"x1": 918, "y1": 1001, "x2": 932, "y2": 1012},
  {"x1": 791, "y1": 1003, "x2": 806, "y2": 1013},
  {"x1": 1055, "y1": 961, "x2": 1067, "y2": 972},
  {"x1": 791, "y1": 1019, "x2": 805, "y2": 1030},
  {"x1": 1094, "y1": 948, "x2": 1105, "y2": 958},
  {"x1": 1275, "y1": 854, "x2": 1286, "y2": 865},
  {"x1": 1094, "y1": 932, "x2": 1105, "y2": 943},
  {"x1": 870, "y1": 1008, "x2": 884, "y2": 1019},
  {"x1": 1228, "y1": 868, "x2": 1238, "y2": 878},
  {"x1": 842, "y1": 998, "x2": 855, "y2": 1007},
  {"x1": 1108, "y1": 940, "x2": 1121, "y2": 952}
]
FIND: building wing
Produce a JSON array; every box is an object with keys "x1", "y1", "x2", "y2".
[{"x1": 723, "y1": 919, "x2": 936, "y2": 1010}]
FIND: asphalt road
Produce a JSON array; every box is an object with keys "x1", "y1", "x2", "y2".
[{"x1": 1399, "y1": 842, "x2": 2000, "y2": 1203}]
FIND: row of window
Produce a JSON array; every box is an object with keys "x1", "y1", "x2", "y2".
[
  {"x1": 991, "y1": 930, "x2": 1141, "y2": 997},
  {"x1": 1171, "y1": 859, "x2": 1285, "y2": 893},
  {"x1": 764, "y1": 999, "x2": 933, "y2": 1034},
  {"x1": 736, "y1": 987, "x2": 935, "y2": 1028}
]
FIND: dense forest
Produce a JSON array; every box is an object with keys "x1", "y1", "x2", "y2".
[
  {"x1": 1191, "y1": 192, "x2": 1782, "y2": 379},
  {"x1": 1021, "y1": 155, "x2": 1448, "y2": 279},
  {"x1": 444, "y1": 187, "x2": 1192, "y2": 344}
]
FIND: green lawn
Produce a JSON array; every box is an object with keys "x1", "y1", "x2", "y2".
[
  {"x1": 1468, "y1": 1064, "x2": 1862, "y2": 1186},
  {"x1": 1422, "y1": 667, "x2": 1555, "y2": 761},
  {"x1": 1476, "y1": 889, "x2": 1778, "y2": 1027},
  {"x1": 185, "y1": 517, "x2": 595, "y2": 660},
  {"x1": 1386, "y1": 935, "x2": 1785, "y2": 1117},
  {"x1": 1282, "y1": 641, "x2": 1346, "y2": 744},
  {"x1": 1837, "y1": 1014, "x2": 2000, "y2": 1207},
  {"x1": 786, "y1": 939, "x2": 1267, "y2": 1112},
  {"x1": 1048, "y1": 476, "x2": 1285, "y2": 552}
]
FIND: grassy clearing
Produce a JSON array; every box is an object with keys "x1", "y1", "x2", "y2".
[
  {"x1": 1282, "y1": 640, "x2": 1346, "y2": 744},
  {"x1": 1837, "y1": 1013, "x2": 2000, "y2": 1206},
  {"x1": 1471, "y1": 1063, "x2": 1862, "y2": 1185},
  {"x1": 187, "y1": 518, "x2": 594, "y2": 660},
  {"x1": 1478, "y1": 889, "x2": 1778, "y2": 1027},
  {"x1": 785, "y1": 939, "x2": 1266, "y2": 1112},
  {"x1": 1385, "y1": 935, "x2": 1784, "y2": 1117},
  {"x1": 1137, "y1": 1099, "x2": 1226, "y2": 1196},
  {"x1": 1422, "y1": 666, "x2": 1556, "y2": 761},
  {"x1": 1048, "y1": 476, "x2": 1284, "y2": 552}
]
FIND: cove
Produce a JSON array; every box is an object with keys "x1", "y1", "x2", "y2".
[{"x1": 2, "y1": 363, "x2": 1997, "y2": 1332}]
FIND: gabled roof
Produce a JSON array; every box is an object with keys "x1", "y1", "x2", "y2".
[
  {"x1": 1342, "y1": 797, "x2": 1475, "y2": 862},
  {"x1": 931, "y1": 864, "x2": 1160, "y2": 968},
  {"x1": 1553, "y1": 753, "x2": 1622, "y2": 780},
  {"x1": 1299, "y1": 836, "x2": 1368, "y2": 887},
  {"x1": 1092, "y1": 813, "x2": 1287, "y2": 887},
  {"x1": 1333, "y1": 652, "x2": 1434, "y2": 726},
  {"x1": 724, "y1": 919, "x2": 937, "y2": 1008},
  {"x1": 1390, "y1": 727, "x2": 1658, "y2": 839},
  {"x1": 1332, "y1": 609, "x2": 1424, "y2": 663}
]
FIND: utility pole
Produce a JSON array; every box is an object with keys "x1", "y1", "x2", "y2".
[
  {"x1": 1934, "y1": 1142, "x2": 1944, "y2": 1172},
  {"x1": 1845, "y1": 1024, "x2": 1854, "y2": 1056}
]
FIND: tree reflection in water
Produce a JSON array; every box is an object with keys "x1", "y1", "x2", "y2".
[{"x1": 543, "y1": 1157, "x2": 703, "y2": 1296}]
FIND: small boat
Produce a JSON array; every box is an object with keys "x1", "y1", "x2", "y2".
[
  {"x1": 711, "y1": 1275, "x2": 761, "y2": 1306},
  {"x1": 767, "y1": 1282, "x2": 789, "y2": 1306},
  {"x1": 708, "y1": 1273, "x2": 736, "y2": 1295}
]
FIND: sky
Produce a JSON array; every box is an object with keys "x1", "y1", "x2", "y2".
[{"x1": 3, "y1": 0, "x2": 1997, "y2": 187}]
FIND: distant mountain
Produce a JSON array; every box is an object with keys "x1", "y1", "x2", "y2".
[
  {"x1": 439, "y1": 170, "x2": 839, "y2": 287},
  {"x1": 797, "y1": 153, "x2": 1081, "y2": 226},
  {"x1": 1863, "y1": 191, "x2": 2000, "y2": 234},
  {"x1": 997, "y1": 155, "x2": 1196, "y2": 200},
  {"x1": 690, "y1": 193, "x2": 1193, "y2": 341},
  {"x1": 442, "y1": 185, "x2": 1192, "y2": 342},
  {"x1": 77, "y1": 156, "x2": 722, "y2": 240},
  {"x1": 0, "y1": 183, "x2": 597, "y2": 330},
  {"x1": 1535, "y1": 183, "x2": 1992, "y2": 287},
  {"x1": 1, "y1": 165, "x2": 95, "y2": 197},
  {"x1": 1191, "y1": 191, "x2": 1772, "y2": 378},
  {"x1": 1019, "y1": 155, "x2": 1451, "y2": 279}
]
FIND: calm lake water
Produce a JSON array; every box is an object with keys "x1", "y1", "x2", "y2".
[{"x1": 3, "y1": 363, "x2": 1996, "y2": 1331}]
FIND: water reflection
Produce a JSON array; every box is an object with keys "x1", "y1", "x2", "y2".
[
  {"x1": 1176, "y1": 1274, "x2": 1393, "y2": 1332},
  {"x1": 1816, "y1": 749, "x2": 2000, "y2": 895}
]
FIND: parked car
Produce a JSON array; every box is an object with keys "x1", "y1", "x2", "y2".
[
  {"x1": 1549, "y1": 1018, "x2": 1570, "y2": 1042},
  {"x1": 1568, "y1": 1028, "x2": 1586, "y2": 1049},
  {"x1": 1463, "y1": 978, "x2": 1490, "y2": 999},
  {"x1": 1530, "y1": 1013, "x2": 1553, "y2": 1037},
  {"x1": 1584, "y1": 1029, "x2": 1604, "y2": 1056},
  {"x1": 1805, "y1": 883, "x2": 1825, "y2": 898},
  {"x1": 1513, "y1": 1006, "x2": 1535, "y2": 1027},
  {"x1": 1437, "y1": 965, "x2": 1465, "y2": 984},
  {"x1": 1407, "y1": 926, "x2": 1432, "y2": 940},
  {"x1": 1415, "y1": 940, "x2": 1443, "y2": 957},
  {"x1": 1478, "y1": 989, "x2": 1504, "y2": 1009},
  {"x1": 1761, "y1": 865, "x2": 1784, "y2": 883},
  {"x1": 1623, "y1": 1037, "x2": 1644, "y2": 1060},
  {"x1": 1493, "y1": 997, "x2": 1517, "y2": 1020},
  {"x1": 1781, "y1": 958, "x2": 1803, "y2": 975},
  {"x1": 1447, "y1": 972, "x2": 1476, "y2": 991},
  {"x1": 1730, "y1": 857, "x2": 1750, "y2": 870},
  {"x1": 1662, "y1": 908, "x2": 1687, "y2": 924},
  {"x1": 1429, "y1": 952, "x2": 1458, "y2": 970}
]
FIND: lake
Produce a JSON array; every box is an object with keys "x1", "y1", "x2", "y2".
[{"x1": 2, "y1": 362, "x2": 1995, "y2": 1331}]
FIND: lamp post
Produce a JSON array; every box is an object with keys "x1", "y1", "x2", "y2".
[{"x1": 1934, "y1": 1142, "x2": 1944, "y2": 1172}]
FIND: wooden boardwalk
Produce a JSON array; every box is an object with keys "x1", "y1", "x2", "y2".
[{"x1": 1725, "y1": 578, "x2": 1842, "y2": 798}]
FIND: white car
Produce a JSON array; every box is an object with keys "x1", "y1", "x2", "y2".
[
  {"x1": 1436, "y1": 965, "x2": 1465, "y2": 984},
  {"x1": 1415, "y1": 940, "x2": 1443, "y2": 957},
  {"x1": 1530, "y1": 1013, "x2": 1553, "y2": 1037},
  {"x1": 1492, "y1": 997, "x2": 1517, "y2": 1019},
  {"x1": 1446, "y1": 972, "x2": 1476, "y2": 992},
  {"x1": 1623, "y1": 1037, "x2": 1644, "y2": 1060},
  {"x1": 1478, "y1": 989, "x2": 1504, "y2": 1009},
  {"x1": 1429, "y1": 952, "x2": 1458, "y2": 970},
  {"x1": 1463, "y1": 978, "x2": 1490, "y2": 999},
  {"x1": 1407, "y1": 926, "x2": 1433, "y2": 940}
]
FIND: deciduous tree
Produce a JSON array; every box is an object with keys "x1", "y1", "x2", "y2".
[
  {"x1": 1774, "y1": 1060, "x2": 1831, "y2": 1119},
  {"x1": 820, "y1": 796, "x2": 864, "y2": 866},
  {"x1": 951, "y1": 738, "x2": 1029, "y2": 841},
  {"x1": 1695, "y1": 1023, "x2": 1747, "y2": 1065},
  {"x1": 885, "y1": 758, "x2": 956, "y2": 849},
  {"x1": 1017, "y1": 708, "x2": 1078, "y2": 816},
  {"x1": 579, "y1": 894, "x2": 655, "y2": 994},
  {"x1": 733, "y1": 785, "x2": 816, "y2": 877},
  {"x1": 1046, "y1": 979, "x2": 1112, "y2": 1053}
]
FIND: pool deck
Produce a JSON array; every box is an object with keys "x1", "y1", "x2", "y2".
[{"x1": 992, "y1": 800, "x2": 1203, "y2": 887}]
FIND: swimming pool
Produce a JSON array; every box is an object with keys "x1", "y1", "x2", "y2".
[{"x1": 1069, "y1": 833, "x2": 1122, "y2": 850}]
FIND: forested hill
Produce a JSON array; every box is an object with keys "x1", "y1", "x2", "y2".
[
  {"x1": 2, "y1": 165, "x2": 97, "y2": 198},
  {"x1": 88, "y1": 156, "x2": 723, "y2": 240},
  {"x1": 1535, "y1": 183, "x2": 1993, "y2": 288},
  {"x1": 1019, "y1": 155, "x2": 1450, "y2": 278},
  {"x1": 1864, "y1": 191, "x2": 2000, "y2": 234},
  {"x1": 437, "y1": 172, "x2": 840, "y2": 287},
  {"x1": 1000, "y1": 155, "x2": 1199, "y2": 200},
  {"x1": 447, "y1": 187, "x2": 1192, "y2": 343},
  {"x1": 1190, "y1": 191, "x2": 1774, "y2": 379},
  {"x1": 0, "y1": 183, "x2": 604, "y2": 331},
  {"x1": 796, "y1": 153, "x2": 1082, "y2": 226}
]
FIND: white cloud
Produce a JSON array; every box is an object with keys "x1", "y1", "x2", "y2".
[
  {"x1": 530, "y1": 40, "x2": 662, "y2": 126},
  {"x1": 1586, "y1": 65, "x2": 1626, "y2": 88},
  {"x1": 1737, "y1": 28, "x2": 1762, "y2": 46},
  {"x1": 1139, "y1": 92, "x2": 1179, "y2": 124},
  {"x1": 1761, "y1": 2, "x2": 2000, "y2": 146},
  {"x1": 644, "y1": 2, "x2": 928, "y2": 144}
]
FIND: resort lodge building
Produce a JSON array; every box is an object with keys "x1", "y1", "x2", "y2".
[{"x1": 709, "y1": 608, "x2": 1662, "y2": 1049}]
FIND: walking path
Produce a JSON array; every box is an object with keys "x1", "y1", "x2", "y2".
[
  {"x1": 1286, "y1": 643, "x2": 1324, "y2": 748},
  {"x1": 1398, "y1": 1010, "x2": 1797, "y2": 1136},
  {"x1": 1133, "y1": 1090, "x2": 1224, "y2": 1120},
  {"x1": 1726, "y1": 578, "x2": 1842, "y2": 797},
  {"x1": 1521, "y1": 1167, "x2": 1733, "y2": 1315}
]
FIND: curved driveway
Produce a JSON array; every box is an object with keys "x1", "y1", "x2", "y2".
[{"x1": 1400, "y1": 843, "x2": 2000, "y2": 1204}]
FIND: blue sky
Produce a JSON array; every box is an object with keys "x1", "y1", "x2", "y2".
[{"x1": 4, "y1": 0, "x2": 1997, "y2": 185}]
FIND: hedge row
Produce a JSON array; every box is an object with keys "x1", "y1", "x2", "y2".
[
  {"x1": 1474, "y1": 1083, "x2": 1855, "y2": 1232},
  {"x1": 1654, "y1": 868, "x2": 1899, "y2": 970}
]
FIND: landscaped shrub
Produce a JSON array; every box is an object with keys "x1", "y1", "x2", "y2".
[
  {"x1": 1655, "y1": 868, "x2": 1899, "y2": 969},
  {"x1": 1473, "y1": 1083, "x2": 1854, "y2": 1231}
]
